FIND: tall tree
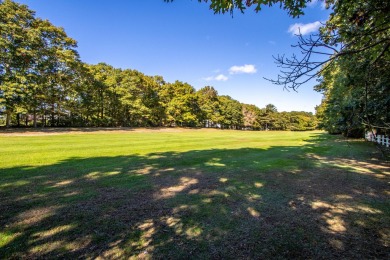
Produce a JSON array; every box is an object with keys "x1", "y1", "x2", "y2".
[
  {"x1": 160, "y1": 81, "x2": 200, "y2": 127},
  {"x1": 242, "y1": 104, "x2": 262, "y2": 129},
  {"x1": 0, "y1": 0, "x2": 80, "y2": 127},
  {"x1": 218, "y1": 95, "x2": 243, "y2": 129},
  {"x1": 31, "y1": 19, "x2": 79, "y2": 127},
  {"x1": 118, "y1": 69, "x2": 164, "y2": 127},
  {"x1": 0, "y1": 0, "x2": 36, "y2": 127},
  {"x1": 197, "y1": 86, "x2": 220, "y2": 127},
  {"x1": 315, "y1": 52, "x2": 390, "y2": 136}
]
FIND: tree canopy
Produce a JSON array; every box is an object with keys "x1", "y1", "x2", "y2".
[{"x1": 164, "y1": 0, "x2": 308, "y2": 17}]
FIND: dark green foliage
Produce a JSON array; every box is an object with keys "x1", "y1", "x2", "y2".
[
  {"x1": 316, "y1": 0, "x2": 390, "y2": 136},
  {"x1": 165, "y1": 0, "x2": 309, "y2": 17},
  {"x1": 315, "y1": 47, "x2": 390, "y2": 137},
  {"x1": 0, "y1": 0, "x2": 79, "y2": 127}
]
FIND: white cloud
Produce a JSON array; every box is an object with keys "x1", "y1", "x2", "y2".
[
  {"x1": 229, "y1": 64, "x2": 257, "y2": 74},
  {"x1": 215, "y1": 74, "x2": 228, "y2": 81},
  {"x1": 203, "y1": 74, "x2": 228, "y2": 81},
  {"x1": 307, "y1": 0, "x2": 318, "y2": 7},
  {"x1": 203, "y1": 64, "x2": 257, "y2": 81},
  {"x1": 306, "y1": 0, "x2": 328, "y2": 9},
  {"x1": 288, "y1": 21, "x2": 322, "y2": 36}
]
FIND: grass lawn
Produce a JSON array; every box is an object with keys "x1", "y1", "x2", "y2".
[{"x1": 0, "y1": 128, "x2": 389, "y2": 258}]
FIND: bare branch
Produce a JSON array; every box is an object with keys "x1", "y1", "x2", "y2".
[{"x1": 267, "y1": 26, "x2": 390, "y2": 91}]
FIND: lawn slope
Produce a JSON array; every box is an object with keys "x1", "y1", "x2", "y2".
[{"x1": 0, "y1": 129, "x2": 389, "y2": 258}]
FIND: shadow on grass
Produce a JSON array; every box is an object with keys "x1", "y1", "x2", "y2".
[{"x1": 0, "y1": 134, "x2": 389, "y2": 258}]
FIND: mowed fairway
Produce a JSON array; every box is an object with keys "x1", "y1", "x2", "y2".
[{"x1": 0, "y1": 129, "x2": 389, "y2": 258}]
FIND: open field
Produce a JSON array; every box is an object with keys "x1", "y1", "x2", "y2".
[{"x1": 0, "y1": 128, "x2": 389, "y2": 258}]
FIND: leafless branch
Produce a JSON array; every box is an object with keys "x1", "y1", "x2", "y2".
[{"x1": 265, "y1": 26, "x2": 390, "y2": 91}]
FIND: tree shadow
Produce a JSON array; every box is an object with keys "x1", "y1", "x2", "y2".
[{"x1": 1, "y1": 135, "x2": 389, "y2": 258}]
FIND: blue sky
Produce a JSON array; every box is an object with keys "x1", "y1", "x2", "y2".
[{"x1": 16, "y1": 0, "x2": 330, "y2": 113}]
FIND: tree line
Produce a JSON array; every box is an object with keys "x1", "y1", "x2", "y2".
[
  {"x1": 312, "y1": 0, "x2": 390, "y2": 137},
  {"x1": 0, "y1": 0, "x2": 318, "y2": 130}
]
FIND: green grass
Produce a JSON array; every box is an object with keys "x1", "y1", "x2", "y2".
[{"x1": 0, "y1": 128, "x2": 389, "y2": 258}]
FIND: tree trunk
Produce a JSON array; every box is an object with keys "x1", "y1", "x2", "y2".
[
  {"x1": 33, "y1": 109, "x2": 37, "y2": 128},
  {"x1": 100, "y1": 92, "x2": 104, "y2": 126},
  {"x1": 42, "y1": 113, "x2": 46, "y2": 127},
  {"x1": 16, "y1": 113, "x2": 20, "y2": 127},
  {"x1": 6, "y1": 110, "x2": 11, "y2": 128},
  {"x1": 51, "y1": 104, "x2": 55, "y2": 127}
]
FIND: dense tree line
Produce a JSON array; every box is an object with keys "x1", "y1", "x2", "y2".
[
  {"x1": 0, "y1": 0, "x2": 317, "y2": 130},
  {"x1": 313, "y1": 0, "x2": 390, "y2": 137}
]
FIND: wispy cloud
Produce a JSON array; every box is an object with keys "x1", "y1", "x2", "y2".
[
  {"x1": 288, "y1": 21, "x2": 322, "y2": 36},
  {"x1": 215, "y1": 74, "x2": 228, "y2": 81},
  {"x1": 307, "y1": 0, "x2": 318, "y2": 7},
  {"x1": 204, "y1": 64, "x2": 257, "y2": 81},
  {"x1": 229, "y1": 64, "x2": 257, "y2": 74},
  {"x1": 203, "y1": 74, "x2": 228, "y2": 81}
]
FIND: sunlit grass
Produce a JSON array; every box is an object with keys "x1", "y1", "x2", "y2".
[{"x1": 0, "y1": 129, "x2": 315, "y2": 169}]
